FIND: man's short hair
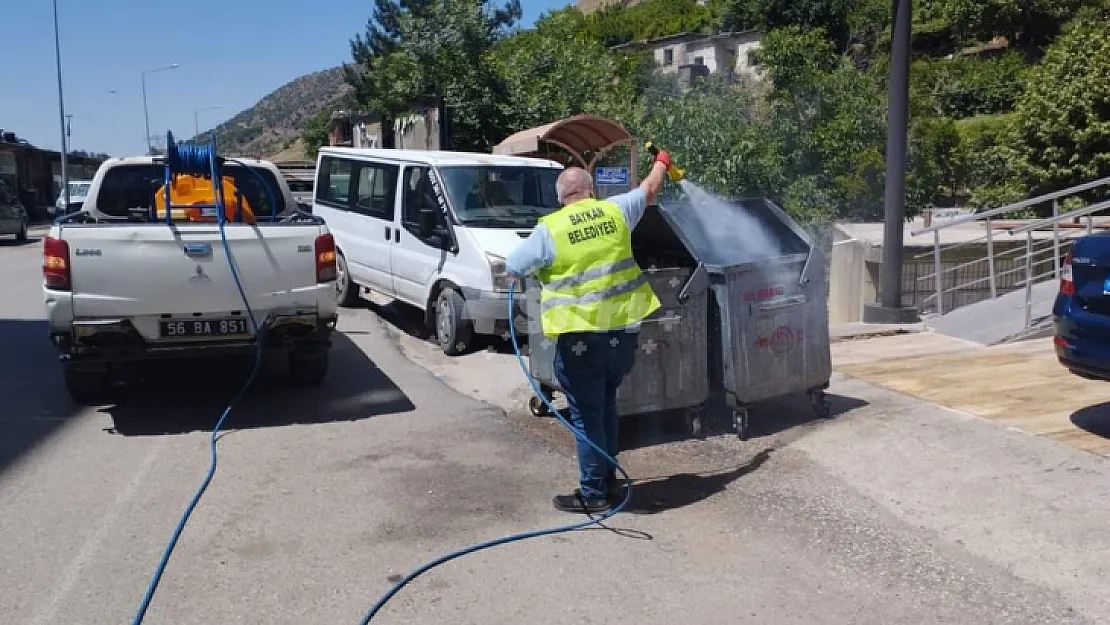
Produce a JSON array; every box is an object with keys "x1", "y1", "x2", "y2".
[{"x1": 556, "y1": 167, "x2": 594, "y2": 205}]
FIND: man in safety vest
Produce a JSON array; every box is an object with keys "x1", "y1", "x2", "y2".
[{"x1": 507, "y1": 150, "x2": 674, "y2": 514}]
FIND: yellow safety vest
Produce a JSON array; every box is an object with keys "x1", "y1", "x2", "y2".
[{"x1": 535, "y1": 198, "x2": 660, "y2": 337}]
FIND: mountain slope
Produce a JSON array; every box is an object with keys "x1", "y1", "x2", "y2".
[{"x1": 204, "y1": 66, "x2": 352, "y2": 159}]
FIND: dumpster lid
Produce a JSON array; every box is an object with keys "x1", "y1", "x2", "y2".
[{"x1": 655, "y1": 190, "x2": 813, "y2": 270}]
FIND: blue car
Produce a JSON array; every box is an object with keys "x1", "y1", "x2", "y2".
[{"x1": 1054, "y1": 239, "x2": 1110, "y2": 380}]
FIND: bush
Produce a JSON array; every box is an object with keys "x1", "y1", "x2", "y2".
[{"x1": 910, "y1": 52, "x2": 1028, "y2": 119}]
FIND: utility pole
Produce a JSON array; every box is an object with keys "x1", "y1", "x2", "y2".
[
  {"x1": 142, "y1": 64, "x2": 179, "y2": 155},
  {"x1": 194, "y1": 105, "x2": 221, "y2": 138},
  {"x1": 52, "y1": 0, "x2": 70, "y2": 213},
  {"x1": 864, "y1": 0, "x2": 919, "y2": 324}
]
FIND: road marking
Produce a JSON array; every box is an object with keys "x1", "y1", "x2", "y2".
[{"x1": 31, "y1": 437, "x2": 166, "y2": 625}]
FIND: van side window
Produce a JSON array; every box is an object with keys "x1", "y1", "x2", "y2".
[
  {"x1": 353, "y1": 162, "x2": 398, "y2": 220},
  {"x1": 402, "y1": 166, "x2": 441, "y2": 236},
  {"x1": 316, "y1": 157, "x2": 353, "y2": 209}
]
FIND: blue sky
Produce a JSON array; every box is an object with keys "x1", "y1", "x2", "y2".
[{"x1": 0, "y1": 0, "x2": 573, "y2": 157}]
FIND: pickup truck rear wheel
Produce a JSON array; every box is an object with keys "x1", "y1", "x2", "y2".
[
  {"x1": 335, "y1": 253, "x2": 361, "y2": 308},
  {"x1": 289, "y1": 349, "x2": 329, "y2": 386},
  {"x1": 63, "y1": 365, "x2": 111, "y2": 404},
  {"x1": 435, "y1": 288, "x2": 474, "y2": 356}
]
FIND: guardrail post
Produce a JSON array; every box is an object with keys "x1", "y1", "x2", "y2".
[
  {"x1": 1088, "y1": 214, "x2": 1094, "y2": 235},
  {"x1": 1053, "y1": 198, "x2": 1061, "y2": 278},
  {"x1": 986, "y1": 217, "x2": 997, "y2": 299},
  {"x1": 934, "y1": 230, "x2": 943, "y2": 315},
  {"x1": 1024, "y1": 232, "x2": 1034, "y2": 329}
]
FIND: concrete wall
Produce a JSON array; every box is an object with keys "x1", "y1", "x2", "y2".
[
  {"x1": 393, "y1": 107, "x2": 442, "y2": 151},
  {"x1": 829, "y1": 238, "x2": 871, "y2": 324}
]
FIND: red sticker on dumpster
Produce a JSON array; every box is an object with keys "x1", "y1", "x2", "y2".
[
  {"x1": 743, "y1": 285, "x2": 786, "y2": 302},
  {"x1": 755, "y1": 326, "x2": 802, "y2": 353}
]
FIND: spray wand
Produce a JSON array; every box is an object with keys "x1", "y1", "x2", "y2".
[{"x1": 644, "y1": 141, "x2": 685, "y2": 183}]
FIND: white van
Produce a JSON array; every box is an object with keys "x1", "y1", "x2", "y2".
[{"x1": 312, "y1": 147, "x2": 563, "y2": 355}]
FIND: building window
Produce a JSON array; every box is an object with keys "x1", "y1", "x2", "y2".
[
  {"x1": 694, "y1": 56, "x2": 704, "y2": 66},
  {"x1": 663, "y1": 48, "x2": 674, "y2": 66}
]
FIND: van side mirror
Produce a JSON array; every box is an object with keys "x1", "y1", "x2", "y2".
[{"x1": 418, "y1": 208, "x2": 438, "y2": 238}]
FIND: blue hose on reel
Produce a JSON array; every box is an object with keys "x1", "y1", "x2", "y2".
[
  {"x1": 130, "y1": 133, "x2": 268, "y2": 625},
  {"x1": 355, "y1": 286, "x2": 634, "y2": 624}
]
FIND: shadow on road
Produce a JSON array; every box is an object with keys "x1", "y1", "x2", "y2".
[
  {"x1": 0, "y1": 319, "x2": 80, "y2": 476},
  {"x1": 620, "y1": 448, "x2": 775, "y2": 514},
  {"x1": 99, "y1": 332, "x2": 416, "y2": 436},
  {"x1": 616, "y1": 391, "x2": 869, "y2": 452},
  {"x1": 1071, "y1": 403, "x2": 1110, "y2": 439},
  {"x1": 0, "y1": 236, "x2": 41, "y2": 248},
  {"x1": 362, "y1": 295, "x2": 524, "y2": 355}
]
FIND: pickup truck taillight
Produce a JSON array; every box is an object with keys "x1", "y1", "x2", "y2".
[
  {"x1": 315, "y1": 234, "x2": 337, "y2": 283},
  {"x1": 1060, "y1": 251, "x2": 1075, "y2": 296},
  {"x1": 43, "y1": 236, "x2": 72, "y2": 291}
]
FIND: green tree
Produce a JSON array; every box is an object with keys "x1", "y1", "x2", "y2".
[
  {"x1": 489, "y1": 8, "x2": 651, "y2": 134},
  {"x1": 916, "y1": 0, "x2": 1087, "y2": 53},
  {"x1": 757, "y1": 27, "x2": 889, "y2": 221},
  {"x1": 584, "y1": 0, "x2": 716, "y2": 47},
  {"x1": 632, "y1": 73, "x2": 784, "y2": 204},
  {"x1": 301, "y1": 109, "x2": 331, "y2": 160},
  {"x1": 1009, "y1": 16, "x2": 1110, "y2": 198},
  {"x1": 344, "y1": 0, "x2": 522, "y2": 151}
]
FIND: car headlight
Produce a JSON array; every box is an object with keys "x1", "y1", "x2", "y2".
[{"x1": 486, "y1": 253, "x2": 514, "y2": 293}]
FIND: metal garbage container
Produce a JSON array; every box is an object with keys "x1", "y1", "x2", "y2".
[
  {"x1": 525, "y1": 205, "x2": 712, "y2": 424},
  {"x1": 661, "y1": 195, "x2": 833, "y2": 439}
]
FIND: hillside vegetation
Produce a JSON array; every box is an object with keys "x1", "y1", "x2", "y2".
[
  {"x1": 241, "y1": 0, "x2": 1110, "y2": 224},
  {"x1": 202, "y1": 67, "x2": 351, "y2": 158}
]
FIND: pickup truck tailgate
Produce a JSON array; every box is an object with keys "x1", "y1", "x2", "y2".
[{"x1": 64, "y1": 223, "x2": 323, "y2": 319}]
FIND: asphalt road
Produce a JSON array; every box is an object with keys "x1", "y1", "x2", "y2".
[{"x1": 2, "y1": 232, "x2": 1108, "y2": 624}]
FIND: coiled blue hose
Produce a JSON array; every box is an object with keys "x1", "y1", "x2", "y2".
[
  {"x1": 355, "y1": 286, "x2": 633, "y2": 624},
  {"x1": 130, "y1": 135, "x2": 267, "y2": 625}
]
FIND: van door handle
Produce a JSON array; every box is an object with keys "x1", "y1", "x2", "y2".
[{"x1": 384, "y1": 226, "x2": 391, "y2": 240}]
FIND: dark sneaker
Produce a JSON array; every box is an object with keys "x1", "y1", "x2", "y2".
[
  {"x1": 552, "y1": 490, "x2": 610, "y2": 514},
  {"x1": 606, "y1": 471, "x2": 628, "y2": 501}
]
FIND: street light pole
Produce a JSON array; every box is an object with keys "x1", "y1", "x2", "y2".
[
  {"x1": 52, "y1": 0, "x2": 70, "y2": 212},
  {"x1": 864, "y1": 0, "x2": 918, "y2": 324},
  {"x1": 194, "y1": 105, "x2": 221, "y2": 137},
  {"x1": 141, "y1": 64, "x2": 180, "y2": 155}
]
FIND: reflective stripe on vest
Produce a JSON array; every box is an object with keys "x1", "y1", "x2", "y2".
[{"x1": 535, "y1": 198, "x2": 660, "y2": 336}]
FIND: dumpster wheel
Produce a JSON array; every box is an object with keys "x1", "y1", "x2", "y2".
[
  {"x1": 732, "y1": 406, "x2": 751, "y2": 441},
  {"x1": 808, "y1": 387, "x2": 833, "y2": 420},
  {"x1": 528, "y1": 395, "x2": 552, "y2": 417},
  {"x1": 685, "y1": 408, "x2": 707, "y2": 439}
]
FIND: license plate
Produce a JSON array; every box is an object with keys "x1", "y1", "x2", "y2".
[{"x1": 160, "y1": 318, "x2": 251, "y2": 338}]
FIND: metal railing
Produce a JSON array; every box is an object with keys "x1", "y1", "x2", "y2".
[{"x1": 910, "y1": 177, "x2": 1110, "y2": 326}]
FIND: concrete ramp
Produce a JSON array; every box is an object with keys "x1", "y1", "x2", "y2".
[{"x1": 926, "y1": 280, "x2": 1059, "y2": 345}]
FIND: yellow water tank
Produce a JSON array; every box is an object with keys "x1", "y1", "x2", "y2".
[{"x1": 154, "y1": 174, "x2": 256, "y2": 224}]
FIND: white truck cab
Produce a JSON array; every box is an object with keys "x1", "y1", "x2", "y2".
[
  {"x1": 44, "y1": 156, "x2": 340, "y2": 402},
  {"x1": 312, "y1": 147, "x2": 563, "y2": 355}
]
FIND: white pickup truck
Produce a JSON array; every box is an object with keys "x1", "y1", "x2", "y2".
[{"x1": 42, "y1": 156, "x2": 340, "y2": 402}]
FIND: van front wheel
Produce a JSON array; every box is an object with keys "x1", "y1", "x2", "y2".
[{"x1": 435, "y1": 288, "x2": 474, "y2": 356}]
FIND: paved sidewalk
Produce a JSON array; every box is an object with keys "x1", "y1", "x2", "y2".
[{"x1": 834, "y1": 334, "x2": 1110, "y2": 457}]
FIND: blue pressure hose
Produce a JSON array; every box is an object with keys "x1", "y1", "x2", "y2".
[
  {"x1": 133, "y1": 136, "x2": 633, "y2": 623},
  {"x1": 355, "y1": 286, "x2": 634, "y2": 623},
  {"x1": 130, "y1": 137, "x2": 272, "y2": 625}
]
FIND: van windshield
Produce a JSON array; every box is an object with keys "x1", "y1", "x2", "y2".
[{"x1": 437, "y1": 165, "x2": 561, "y2": 228}]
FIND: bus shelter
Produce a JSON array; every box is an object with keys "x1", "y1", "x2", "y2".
[{"x1": 492, "y1": 115, "x2": 638, "y2": 197}]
